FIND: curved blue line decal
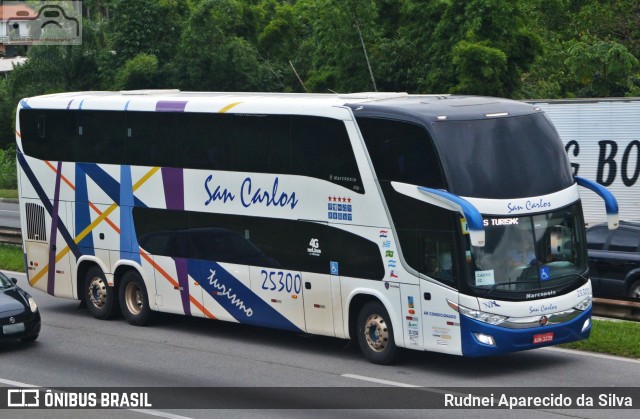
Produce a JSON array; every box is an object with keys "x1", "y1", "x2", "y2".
[{"x1": 575, "y1": 177, "x2": 619, "y2": 229}]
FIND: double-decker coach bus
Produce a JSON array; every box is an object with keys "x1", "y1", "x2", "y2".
[{"x1": 15, "y1": 91, "x2": 618, "y2": 364}]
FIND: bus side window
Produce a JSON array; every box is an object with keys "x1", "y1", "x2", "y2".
[
  {"x1": 291, "y1": 116, "x2": 365, "y2": 193},
  {"x1": 176, "y1": 113, "x2": 234, "y2": 171},
  {"x1": 126, "y1": 112, "x2": 175, "y2": 168},
  {"x1": 357, "y1": 117, "x2": 445, "y2": 188},
  {"x1": 77, "y1": 111, "x2": 125, "y2": 165},
  {"x1": 234, "y1": 114, "x2": 291, "y2": 175},
  {"x1": 20, "y1": 109, "x2": 77, "y2": 162}
]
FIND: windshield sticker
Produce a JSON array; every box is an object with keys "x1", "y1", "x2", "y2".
[
  {"x1": 475, "y1": 270, "x2": 495, "y2": 286},
  {"x1": 540, "y1": 266, "x2": 551, "y2": 281},
  {"x1": 379, "y1": 230, "x2": 388, "y2": 237},
  {"x1": 460, "y1": 218, "x2": 469, "y2": 235}
]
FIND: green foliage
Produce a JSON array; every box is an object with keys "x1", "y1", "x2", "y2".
[
  {"x1": 452, "y1": 41, "x2": 507, "y2": 95},
  {"x1": 0, "y1": 144, "x2": 17, "y2": 189},
  {"x1": 561, "y1": 319, "x2": 640, "y2": 359},
  {"x1": 0, "y1": 0, "x2": 638, "y2": 112},
  {"x1": 564, "y1": 39, "x2": 639, "y2": 97},
  {"x1": 115, "y1": 53, "x2": 160, "y2": 90},
  {"x1": 0, "y1": 244, "x2": 24, "y2": 273}
]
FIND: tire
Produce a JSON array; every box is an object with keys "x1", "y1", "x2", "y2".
[
  {"x1": 84, "y1": 266, "x2": 119, "y2": 320},
  {"x1": 629, "y1": 280, "x2": 640, "y2": 300},
  {"x1": 356, "y1": 301, "x2": 399, "y2": 365},
  {"x1": 119, "y1": 271, "x2": 155, "y2": 326},
  {"x1": 21, "y1": 334, "x2": 38, "y2": 343}
]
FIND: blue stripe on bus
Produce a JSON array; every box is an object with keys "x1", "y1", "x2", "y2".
[
  {"x1": 188, "y1": 259, "x2": 302, "y2": 333},
  {"x1": 120, "y1": 165, "x2": 141, "y2": 264},
  {"x1": 77, "y1": 163, "x2": 147, "y2": 208},
  {"x1": 75, "y1": 166, "x2": 94, "y2": 254}
]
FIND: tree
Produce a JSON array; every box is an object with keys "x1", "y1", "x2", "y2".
[
  {"x1": 420, "y1": 0, "x2": 541, "y2": 96},
  {"x1": 564, "y1": 38, "x2": 639, "y2": 97},
  {"x1": 172, "y1": 0, "x2": 283, "y2": 91},
  {"x1": 114, "y1": 53, "x2": 160, "y2": 90}
]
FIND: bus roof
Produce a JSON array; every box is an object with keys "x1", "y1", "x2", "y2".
[{"x1": 19, "y1": 90, "x2": 540, "y2": 122}]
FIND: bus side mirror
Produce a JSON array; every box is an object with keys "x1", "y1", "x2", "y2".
[
  {"x1": 416, "y1": 186, "x2": 485, "y2": 247},
  {"x1": 575, "y1": 177, "x2": 619, "y2": 230}
]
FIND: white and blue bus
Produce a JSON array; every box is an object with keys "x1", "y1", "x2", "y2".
[{"x1": 16, "y1": 91, "x2": 618, "y2": 364}]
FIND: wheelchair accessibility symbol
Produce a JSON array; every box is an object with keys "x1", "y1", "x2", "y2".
[{"x1": 540, "y1": 266, "x2": 551, "y2": 281}]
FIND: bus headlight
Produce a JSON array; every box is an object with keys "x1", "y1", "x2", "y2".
[
  {"x1": 573, "y1": 296, "x2": 592, "y2": 311},
  {"x1": 448, "y1": 300, "x2": 508, "y2": 325},
  {"x1": 474, "y1": 333, "x2": 496, "y2": 346}
]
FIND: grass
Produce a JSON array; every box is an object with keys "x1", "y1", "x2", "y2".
[
  {"x1": 0, "y1": 189, "x2": 18, "y2": 199},
  {"x1": 0, "y1": 244, "x2": 24, "y2": 272},
  {"x1": 560, "y1": 319, "x2": 640, "y2": 359},
  {"x1": 0, "y1": 246, "x2": 638, "y2": 359}
]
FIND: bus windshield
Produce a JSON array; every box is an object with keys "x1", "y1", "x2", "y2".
[
  {"x1": 431, "y1": 113, "x2": 574, "y2": 199},
  {"x1": 467, "y1": 203, "x2": 587, "y2": 298}
]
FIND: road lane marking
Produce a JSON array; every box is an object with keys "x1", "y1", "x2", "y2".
[
  {"x1": 0, "y1": 377, "x2": 193, "y2": 419},
  {"x1": 0, "y1": 378, "x2": 38, "y2": 387},
  {"x1": 341, "y1": 373, "x2": 420, "y2": 387},
  {"x1": 541, "y1": 346, "x2": 640, "y2": 364}
]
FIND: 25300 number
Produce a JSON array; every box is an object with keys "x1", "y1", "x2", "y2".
[{"x1": 261, "y1": 270, "x2": 302, "y2": 294}]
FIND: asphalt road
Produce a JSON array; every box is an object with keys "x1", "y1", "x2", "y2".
[
  {"x1": 1, "y1": 271, "x2": 639, "y2": 419},
  {"x1": 0, "y1": 201, "x2": 20, "y2": 230}
]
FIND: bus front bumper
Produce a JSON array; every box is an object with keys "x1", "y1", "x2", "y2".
[{"x1": 460, "y1": 307, "x2": 591, "y2": 357}]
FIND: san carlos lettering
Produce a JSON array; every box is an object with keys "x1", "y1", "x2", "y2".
[
  {"x1": 507, "y1": 199, "x2": 551, "y2": 213},
  {"x1": 240, "y1": 177, "x2": 299, "y2": 209},
  {"x1": 204, "y1": 175, "x2": 299, "y2": 210}
]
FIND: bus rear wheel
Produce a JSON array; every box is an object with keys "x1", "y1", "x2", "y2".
[
  {"x1": 84, "y1": 266, "x2": 118, "y2": 320},
  {"x1": 356, "y1": 301, "x2": 398, "y2": 365},
  {"x1": 119, "y1": 271, "x2": 154, "y2": 326}
]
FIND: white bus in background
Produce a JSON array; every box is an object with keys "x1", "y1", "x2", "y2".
[
  {"x1": 16, "y1": 91, "x2": 617, "y2": 364},
  {"x1": 527, "y1": 98, "x2": 640, "y2": 225}
]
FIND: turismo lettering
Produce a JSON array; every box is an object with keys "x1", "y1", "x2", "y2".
[{"x1": 204, "y1": 175, "x2": 299, "y2": 209}]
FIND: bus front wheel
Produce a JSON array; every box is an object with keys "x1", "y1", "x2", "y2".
[
  {"x1": 119, "y1": 271, "x2": 154, "y2": 326},
  {"x1": 84, "y1": 266, "x2": 118, "y2": 320},
  {"x1": 356, "y1": 301, "x2": 398, "y2": 365}
]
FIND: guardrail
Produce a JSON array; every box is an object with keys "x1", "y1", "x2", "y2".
[
  {"x1": 0, "y1": 227, "x2": 21, "y2": 245},
  {"x1": 0, "y1": 226, "x2": 638, "y2": 321},
  {"x1": 593, "y1": 298, "x2": 640, "y2": 322}
]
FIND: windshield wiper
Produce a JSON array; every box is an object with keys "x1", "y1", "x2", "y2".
[{"x1": 483, "y1": 280, "x2": 538, "y2": 298}]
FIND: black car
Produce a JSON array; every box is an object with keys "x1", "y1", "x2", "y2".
[
  {"x1": 0, "y1": 271, "x2": 40, "y2": 342},
  {"x1": 586, "y1": 221, "x2": 640, "y2": 300}
]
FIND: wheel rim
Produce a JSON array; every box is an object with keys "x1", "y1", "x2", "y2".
[
  {"x1": 632, "y1": 285, "x2": 640, "y2": 299},
  {"x1": 363, "y1": 313, "x2": 388, "y2": 352},
  {"x1": 125, "y1": 282, "x2": 143, "y2": 316},
  {"x1": 88, "y1": 276, "x2": 107, "y2": 309}
]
